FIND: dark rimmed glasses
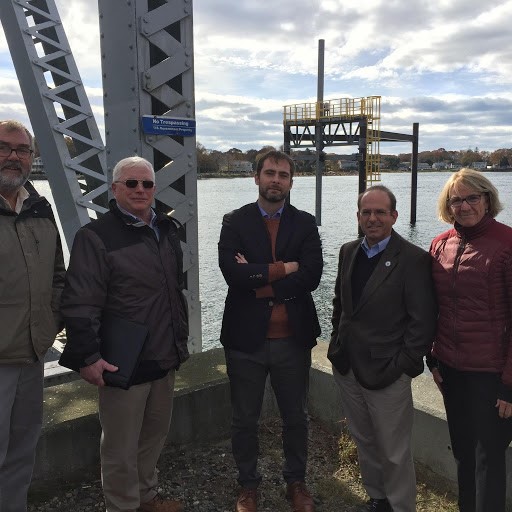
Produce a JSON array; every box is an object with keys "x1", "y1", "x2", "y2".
[
  {"x1": 359, "y1": 209, "x2": 392, "y2": 218},
  {"x1": 114, "y1": 179, "x2": 155, "y2": 189},
  {"x1": 447, "y1": 194, "x2": 483, "y2": 208},
  {"x1": 0, "y1": 144, "x2": 34, "y2": 160}
]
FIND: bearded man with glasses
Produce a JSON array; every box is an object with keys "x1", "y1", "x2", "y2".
[
  {"x1": 0, "y1": 120, "x2": 65, "y2": 512},
  {"x1": 328, "y1": 185, "x2": 438, "y2": 512},
  {"x1": 60, "y1": 156, "x2": 189, "y2": 512}
]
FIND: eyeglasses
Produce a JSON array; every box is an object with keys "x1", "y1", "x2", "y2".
[
  {"x1": 114, "y1": 179, "x2": 155, "y2": 189},
  {"x1": 359, "y1": 209, "x2": 391, "y2": 218},
  {"x1": 0, "y1": 144, "x2": 34, "y2": 159},
  {"x1": 447, "y1": 194, "x2": 483, "y2": 208}
]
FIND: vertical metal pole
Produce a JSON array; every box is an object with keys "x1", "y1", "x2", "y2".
[
  {"x1": 410, "y1": 123, "x2": 419, "y2": 225},
  {"x1": 357, "y1": 118, "x2": 368, "y2": 237},
  {"x1": 317, "y1": 39, "x2": 325, "y2": 104},
  {"x1": 315, "y1": 39, "x2": 325, "y2": 226},
  {"x1": 358, "y1": 119, "x2": 367, "y2": 195},
  {"x1": 283, "y1": 124, "x2": 292, "y2": 205},
  {"x1": 283, "y1": 126, "x2": 291, "y2": 155}
]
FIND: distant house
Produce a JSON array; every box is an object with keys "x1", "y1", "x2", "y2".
[
  {"x1": 31, "y1": 156, "x2": 45, "y2": 174},
  {"x1": 472, "y1": 161, "x2": 487, "y2": 170},
  {"x1": 432, "y1": 162, "x2": 447, "y2": 170},
  {"x1": 338, "y1": 160, "x2": 358, "y2": 170},
  {"x1": 417, "y1": 162, "x2": 431, "y2": 170},
  {"x1": 230, "y1": 160, "x2": 253, "y2": 173}
]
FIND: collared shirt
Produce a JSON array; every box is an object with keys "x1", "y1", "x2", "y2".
[
  {"x1": 258, "y1": 203, "x2": 284, "y2": 219},
  {"x1": 0, "y1": 186, "x2": 29, "y2": 214},
  {"x1": 360, "y1": 235, "x2": 391, "y2": 258},
  {"x1": 117, "y1": 203, "x2": 160, "y2": 240}
]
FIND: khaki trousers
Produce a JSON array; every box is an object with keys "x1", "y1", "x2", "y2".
[
  {"x1": 333, "y1": 368, "x2": 416, "y2": 512},
  {"x1": 98, "y1": 371, "x2": 175, "y2": 512}
]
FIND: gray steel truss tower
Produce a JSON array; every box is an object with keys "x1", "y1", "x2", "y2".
[
  {"x1": 0, "y1": 0, "x2": 201, "y2": 351},
  {"x1": 98, "y1": 0, "x2": 200, "y2": 351},
  {"x1": 0, "y1": 0, "x2": 108, "y2": 243}
]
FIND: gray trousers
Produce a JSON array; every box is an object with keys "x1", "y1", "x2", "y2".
[
  {"x1": 98, "y1": 371, "x2": 175, "y2": 512},
  {"x1": 333, "y1": 367, "x2": 416, "y2": 512},
  {"x1": 0, "y1": 361, "x2": 44, "y2": 512},
  {"x1": 225, "y1": 338, "x2": 311, "y2": 488}
]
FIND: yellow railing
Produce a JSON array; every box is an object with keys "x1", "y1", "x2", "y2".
[
  {"x1": 365, "y1": 97, "x2": 381, "y2": 184},
  {"x1": 283, "y1": 96, "x2": 381, "y2": 184},
  {"x1": 283, "y1": 96, "x2": 380, "y2": 122}
]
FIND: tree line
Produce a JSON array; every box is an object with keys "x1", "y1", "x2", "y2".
[
  {"x1": 198, "y1": 144, "x2": 512, "y2": 173},
  {"x1": 59, "y1": 138, "x2": 512, "y2": 173},
  {"x1": 392, "y1": 147, "x2": 512, "y2": 170}
]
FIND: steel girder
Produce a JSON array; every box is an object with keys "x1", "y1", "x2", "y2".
[
  {"x1": 284, "y1": 118, "x2": 366, "y2": 148},
  {"x1": 1, "y1": 0, "x2": 202, "y2": 350},
  {"x1": 98, "y1": 0, "x2": 201, "y2": 351},
  {"x1": 0, "y1": 0, "x2": 108, "y2": 249}
]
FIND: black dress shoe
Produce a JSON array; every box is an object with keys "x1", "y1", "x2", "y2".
[{"x1": 358, "y1": 498, "x2": 392, "y2": 512}]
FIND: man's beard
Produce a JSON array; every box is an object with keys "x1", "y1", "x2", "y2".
[
  {"x1": 0, "y1": 165, "x2": 29, "y2": 195},
  {"x1": 259, "y1": 185, "x2": 287, "y2": 203}
]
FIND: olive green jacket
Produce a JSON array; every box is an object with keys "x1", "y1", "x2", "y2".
[{"x1": 0, "y1": 182, "x2": 65, "y2": 364}]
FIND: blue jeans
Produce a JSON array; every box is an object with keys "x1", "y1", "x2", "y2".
[{"x1": 225, "y1": 338, "x2": 311, "y2": 488}]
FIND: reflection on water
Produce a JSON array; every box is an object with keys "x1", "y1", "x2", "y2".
[
  {"x1": 34, "y1": 172, "x2": 512, "y2": 350},
  {"x1": 403, "y1": 224, "x2": 421, "y2": 247}
]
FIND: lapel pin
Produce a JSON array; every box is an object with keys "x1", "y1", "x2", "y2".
[{"x1": 385, "y1": 261, "x2": 391, "y2": 267}]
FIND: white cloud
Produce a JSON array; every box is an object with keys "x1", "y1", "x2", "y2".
[{"x1": 0, "y1": 0, "x2": 511, "y2": 152}]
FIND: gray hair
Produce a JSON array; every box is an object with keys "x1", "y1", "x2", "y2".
[
  {"x1": 0, "y1": 120, "x2": 34, "y2": 150},
  {"x1": 112, "y1": 156, "x2": 155, "y2": 182}
]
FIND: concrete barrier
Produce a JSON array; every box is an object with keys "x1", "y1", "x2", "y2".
[
  {"x1": 35, "y1": 344, "x2": 512, "y2": 506},
  {"x1": 35, "y1": 348, "x2": 232, "y2": 482}
]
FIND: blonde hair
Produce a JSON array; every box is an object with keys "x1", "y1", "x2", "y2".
[{"x1": 437, "y1": 168, "x2": 503, "y2": 223}]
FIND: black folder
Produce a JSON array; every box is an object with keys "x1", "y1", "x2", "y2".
[{"x1": 99, "y1": 313, "x2": 149, "y2": 390}]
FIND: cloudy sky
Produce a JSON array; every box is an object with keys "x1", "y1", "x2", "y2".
[{"x1": 1, "y1": 0, "x2": 511, "y2": 154}]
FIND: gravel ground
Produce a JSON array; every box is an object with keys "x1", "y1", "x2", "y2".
[{"x1": 28, "y1": 416, "x2": 457, "y2": 512}]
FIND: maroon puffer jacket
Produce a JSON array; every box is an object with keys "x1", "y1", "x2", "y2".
[{"x1": 430, "y1": 214, "x2": 512, "y2": 388}]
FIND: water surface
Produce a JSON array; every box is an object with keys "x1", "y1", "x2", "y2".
[{"x1": 35, "y1": 172, "x2": 512, "y2": 350}]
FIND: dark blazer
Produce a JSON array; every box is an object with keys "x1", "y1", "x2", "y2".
[
  {"x1": 218, "y1": 202, "x2": 323, "y2": 352},
  {"x1": 328, "y1": 230, "x2": 437, "y2": 390}
]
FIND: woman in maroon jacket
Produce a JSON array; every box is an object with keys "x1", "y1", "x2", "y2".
[{"x1": 429, "y1": 168, "x2": 512, "y2": 512}]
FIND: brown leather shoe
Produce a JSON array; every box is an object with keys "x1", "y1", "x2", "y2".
[
  {"x1": 235, "y1": 487, "x2": 258, "y2": 512},
  {"x1": 138, "y1": 494, "x2": 183, "y2": 512},
  {"x1": 286, "y1": 482, "x2": 315, "y2": 512}
]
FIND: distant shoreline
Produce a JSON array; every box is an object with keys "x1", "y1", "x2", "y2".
[
  {"x1": 31, "y1": 168, "x2": 512, "y2": 182},
  {"x1": 198, "y1": 168, "x2": 512, "y2": 179}
]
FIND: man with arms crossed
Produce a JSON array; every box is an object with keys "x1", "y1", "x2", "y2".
[
  {"x1": 0, "y1": 119, "x2": 65, "y2": 511},
  {"x1": 219, "y1": 150, "x2": 323, "y2": 512},
  {"x1": 328, "y1": 185, "x2": 437, "y2": 512},
  {"x1": 59, "y1": 156, "x2": 189, "y2": 512}
]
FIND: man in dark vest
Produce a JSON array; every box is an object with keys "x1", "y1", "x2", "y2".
[{"x1": 218, "y1": 150, "x2": 323, "y2": 512}]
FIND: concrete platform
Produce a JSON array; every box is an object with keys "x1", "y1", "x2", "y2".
[{"x1": 36, "y1": 344, "x2": 512, "y2": 505}]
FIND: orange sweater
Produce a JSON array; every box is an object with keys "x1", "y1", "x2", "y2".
[{"x1": 254, "y1": 218, "x2": 292, "y2": 339}]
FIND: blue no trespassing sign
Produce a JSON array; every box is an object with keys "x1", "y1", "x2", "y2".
[{"x1": 141, "y1": 115, "x2": 196, "y2": 137}]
